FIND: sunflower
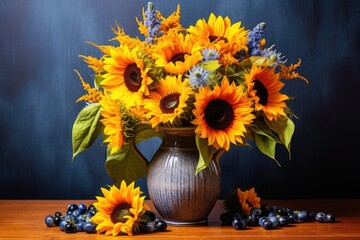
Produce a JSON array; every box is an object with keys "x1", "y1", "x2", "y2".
[
  {"x1": 237, "y1": 187, "x2": 261, "y2": 216},
  {"x1": 152, "y1": 32, "x2": 203, "y2": 75},
  {"x1": 143, "y1": 74, "x2": 193, "y2": 127},
  {"x1": 91, "y1": 181, "x2": 150, "y2": 236},
  {"x1": 100, "y1": 93, "x2": 137, "y2": 155},
  {"x1": 187, "y1": 13, "x2": 249, "y2": 65},
  {"x1": 192, "y1": 76, "x2": 255, "y2": 151},
  {"x1": 101, "y1": 45, "x2": 153, "y2": 107},
  {"x1": 245, "y1": 65, "x2": 290, "y2": 121}
]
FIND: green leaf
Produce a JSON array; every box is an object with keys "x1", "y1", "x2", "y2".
[
  {"x1": 195, "y1": 135, "x2": 214, "y2": 174},
  {"x1": 72, "y1": 103, "x2": 102, "y2": 159},
  {"x1": 237, "y1": 58, "x2": 253, "y2": 70},
  {"x1": 94, "y1": 73, "x2": 104, "y2": 89},
  {"x1": 105, "y1": 142, "x2": 148, "y2": 186},
  {"x1": 202, "y1": 60, "x2": 222, "y2": 72},
  {"x1": 265, "y1": 118, "x2": 295, "y2": 158},
  {"x1": 251, "y1": 128, "x2": 280, "y2": 166},
  {"x1": 134, "y1": 123, "x2": 163, "y2": 143},
  {"x1": 105, "y1": 123, "x2": 163, "y2": 185}
]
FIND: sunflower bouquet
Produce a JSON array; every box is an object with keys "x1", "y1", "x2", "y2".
[{"x1": 72, "y1": 2, "x2": 308, "y2": 185}]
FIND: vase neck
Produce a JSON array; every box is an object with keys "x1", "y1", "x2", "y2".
[{"x1": 159, "y1": 126, "x2": 197, "y2": 149}]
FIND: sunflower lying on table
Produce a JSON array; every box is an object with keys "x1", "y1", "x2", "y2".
[
  {"x1": 44, "y1": 181, "x2": 167, "y2": 235},
  {"x1": 91, "y1": 181, "x2": 167, "y2": 236}
]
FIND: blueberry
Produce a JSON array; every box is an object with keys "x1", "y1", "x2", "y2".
[
  {"x1": 307, "y1": 211, "x2": 315, "y2": 221},
  {"x1": 232, "y1": 218, "x2": 247, "y2": 230},
  {"x1": 287, "y1": 212, "x2": 297, "y2": 223},
  {"x1": 272, "y1": 206, "x2": 281, "y2": 214},
  {"x1": 261, "y1": 204, "x2": 273, "y2": 215},
  {"x1": 250, "y1": 208, "x2": 262, "y2": 216},
  {"x1": 67, "y1": 204, "x2": 78, "y2": 212},
  {"x1": 76, "y1": 221, "x2": 85, "y2": 232},
  {"x1": 279, "y1": 216, "x2": 289, "y2": 226},
  {"x1": 297, "y1": 211, "x2": 308, "y2": 222},
  {"x1": 220, "y1": 212, "x2": 234, "y2": 225},
  {"x1": 84, "y1": 222, "x2": 97, "y2": 233},
  {"x1": 54, "y1": 216, "x2": 62, "y2": 226},
  {"x1": 88, "y1": 204, "x2": 96, "y2": 211},
  {"x1": 45, "y1": 215, "x2": 56, "y2": 227},
  {"x1": 64, "y1": 223, "x2": 77, "y2": 233},
  {"x1": 54, "y1": 211, "x2": 62, "y2": 217},
  {"x1": 231, "y1": 217, "x2": 240, "y2": 228},
  {"x1": 247, "y1": 214, "x2": 259, "y2": 226},
  {"x1": 326, "y1": 213, "x2": 335, "y2": 223},
  {"x1": 146, "y1": 221, "x2": 157, "y2": 233},
  {"x1": 72, "y1": 209, "x2": 81, "y2": 217},
  {"x1": 155, "y1": 220, "x2": 167, "y2": 231},
  {"x1": 77, "y1": 204, "x2": 87, "y2": 214},
  {"x1": 59, "y1": 220, "x2": 67, "y2": 231},
  {"x1": 315, "y1": 212, "x2": 326, "y2": 223},
  {"x1": 262, "y1": 218, "x2": 274, "y2": 230},
  {"x1": 268, "y1": 216, "x2": 279, "y2": 227},
  {"x1": 268, "y1": 212, "x2": 277, "y2": 218},
  {"x1": 64, "y1": 214, "x2": 74, "y2": 221},
  {"x1": 77, "y1": 214, "x2": 86, "y2": 222},
  {"x1": 88, "y1": 209, "x2": 97, "y2": 216},
  {"x1": 258, "y1": 216, "x2": 267, "y2": 227}
]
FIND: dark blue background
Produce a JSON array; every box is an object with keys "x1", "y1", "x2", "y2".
[{"x1": 1, "y1": 0, "x2": 359, "y2": 199}]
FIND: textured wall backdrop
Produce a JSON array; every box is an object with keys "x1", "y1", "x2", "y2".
[{"x1": 1, "y1": 0, "x2": 359, "y2": 199}]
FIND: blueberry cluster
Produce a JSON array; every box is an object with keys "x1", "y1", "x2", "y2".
[
  {"x1": 44, "y1": 203, "x2": 97, "y2": 234},
  {"x1": 221, "y1": 203, "x2": 336, "y2": 230},
  {"x1": 137, "y1": 210, "x2": 168, "y2": 233}
]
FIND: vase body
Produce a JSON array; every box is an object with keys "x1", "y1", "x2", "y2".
[{"x1": 146, "y1": 126, "x2": 221, "y2": 225}]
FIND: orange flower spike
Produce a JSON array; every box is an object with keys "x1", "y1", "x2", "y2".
[
  {"x1": 79, "y1": 55, "x2": 105, "y2": 73},
  {"x1": 85, "y1": 41, "x2": 113, "y2": 56},
  {"x1": 280, "y1": 58, "x2": 309, "y2": 84},
  {"x1": 159, "y1": 4, "x2": 182, "y2": 32},
  {"x1": 74, "y1": 70, "x2": 101, "y2": 103},
  {"x1": 111, "y1": 23, "x2": 145, "y2": 51},
  {"x1": 136, "y1": 7, "x2": 149, "y2": 37}
]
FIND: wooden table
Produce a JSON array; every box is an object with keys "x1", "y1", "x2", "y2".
[{"x1": 1, "y1": 199, "x2": 360, "y2": 239}]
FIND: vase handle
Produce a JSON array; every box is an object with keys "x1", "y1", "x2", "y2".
[
  {"x1": 214, "y1": 148, "x2": 225, "y2": 166},
  {"x1": 131, "y1": 141, "x2": 150, "y2": 167}
]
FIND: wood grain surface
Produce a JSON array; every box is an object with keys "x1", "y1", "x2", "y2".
[{"x1": 1, "y1": 199, "x2": 359, "y2": 239}]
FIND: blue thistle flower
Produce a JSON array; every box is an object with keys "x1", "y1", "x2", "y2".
[
  {"x1": 261, "y1": 45, "x2": 287, "y2": 64},
  {"x1": 188, "y1": 65, "x2": 211, "y2": 88},
  {"x1": 202, "y1": 48, "x2": 220, "y2": 62},
  {"x1": 144, "y1": 2, "x2": 163, "y2": 43},
  {"x1": 247, "y1": 22, "x2": 266, "y2": 56}
]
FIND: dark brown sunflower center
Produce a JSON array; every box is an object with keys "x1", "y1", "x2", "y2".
[
  {"x1": 170, "y1": 53, "x2": 185, "y2": 63},
  {"x1": 253, "y1": 79, "x2": 268, "y2": 105},
  {"x1": 246, "y1": 200, "x2": 254, "y2": 208},
  {"x1": 160, "y1": 93, "x2": 180, "y2": 113},
  {"x1": 124, "y1": 63, "x2": 142, "y2": 92},
  {"x1": 209, "y1": 36, "x2": 229, "y2": 43},
  {"x1": 110, "y1": 203, "x2": 132, "y2": 224},
  {"x1": 204, "y1": 99, "x2": 234, "y2": 130}
]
